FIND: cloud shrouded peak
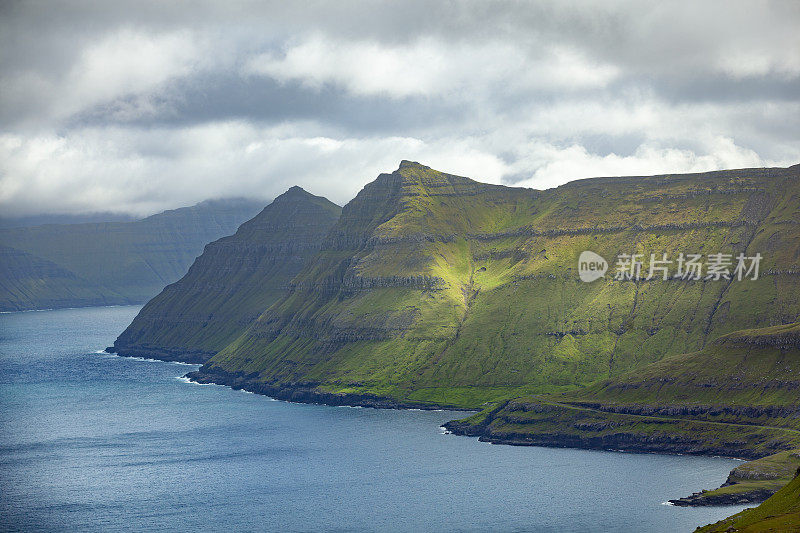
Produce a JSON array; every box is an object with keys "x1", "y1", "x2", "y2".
[{"x1": 0, "y1": 1, "x2": 798, "y2": 217}]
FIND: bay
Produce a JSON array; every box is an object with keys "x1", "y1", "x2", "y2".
[{"x1": 0, "y1": 306, "x2": 748, "y2": 532}]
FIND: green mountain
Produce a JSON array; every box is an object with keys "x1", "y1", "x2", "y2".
[
  {"x1": 697, "y1": 468, "x2": 800, "y2": 532},
  {"x1": 110, "y1": 188, "x2": 341, "y2": 363},
  {"x1": 190, "y1": 161, "x2": 800, "y2": 409},
  {"x1": 0, "y1": 198, "x2": 263, "y2": 311}
]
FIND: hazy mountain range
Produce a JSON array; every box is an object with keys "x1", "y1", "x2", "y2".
[{"x1": 0, "y1": 198, "x2": 263, "y2": 311}]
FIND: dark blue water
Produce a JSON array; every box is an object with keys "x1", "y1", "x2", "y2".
[{"x1": 1, "y1": 306, "x2": 748, "y2": 532}]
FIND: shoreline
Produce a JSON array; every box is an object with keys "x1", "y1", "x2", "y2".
[
  {"x1": 106, "y1": 347, "x2": 472, "y2": 411},
  {"x1": 185, "y1": 366, "x2": 475, "y2": 412},
  {"x1": 106, "y1": 347, "x2": 772, "y2": 507}
]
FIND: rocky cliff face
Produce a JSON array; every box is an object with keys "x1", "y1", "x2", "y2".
[
  {"x1": 0, "y1": 198, "x2": 264, "y2": 310},
  {"x1": 196, "y1": 161, "x2": 800, "y2": 408},
  {"x1": 111, "y1": 188, "x2": 341, "y2": 363}
]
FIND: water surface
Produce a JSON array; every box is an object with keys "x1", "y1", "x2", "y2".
[{"x1": 0, "y1": 306, "x2": 748, "y2": 532}]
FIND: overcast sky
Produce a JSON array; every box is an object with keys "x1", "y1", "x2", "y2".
[{"x1": 1, "y1": 0, "x2": 798, "y2": 217}]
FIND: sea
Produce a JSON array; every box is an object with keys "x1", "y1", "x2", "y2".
[{"x1": 0, "y1": 305, "x2": 750, "y2": 532}]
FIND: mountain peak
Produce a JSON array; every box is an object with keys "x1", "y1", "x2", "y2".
[
  {"x1": 398, "y1": 160, "x2": 429, "y2": 171},
  {"x1": 280, "y1": 185, "x2": 309, "y2": 197}
]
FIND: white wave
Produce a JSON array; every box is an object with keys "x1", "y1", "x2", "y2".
[
  {"x1": 95, "y1": 349, "x2": 201, "y2": 367},
  {"x1": 174, "y1": 376, "x2": 213, "y2": 386},
  {"x1": 127, "y1": 356, "x2": 163, "y2": 363},
  {"x1": 661, "y1": 501, "x2": 675, "y2": 506}
]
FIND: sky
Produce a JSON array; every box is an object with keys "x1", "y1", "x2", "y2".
[{"x1": 1, "y1": 0, "x2": 799, "y2": 217}]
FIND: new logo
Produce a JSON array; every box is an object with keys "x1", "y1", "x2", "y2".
[{"x1": 578, "y1": 251, "x2": 608, "y2": 282}]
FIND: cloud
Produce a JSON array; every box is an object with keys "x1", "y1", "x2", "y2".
[
  {"x1": 0, "y1": 1, "x2": 798, "y2": 217},
  {"x1": 244, "y1": 35, "x2": 618, "y2": 99},
  {"x1": 508, "y1": 138, "x2": 767, "y2": 190},
  {"x1": 0, "y1": 122, "x2": 508, "y2": 217},
  {"x1": 2, "y1": 28, "x2": 210, "y2": 128}
]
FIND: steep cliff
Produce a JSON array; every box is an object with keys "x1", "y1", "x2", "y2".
[
  {"x1": 192, "y1": 161, "x2": 800, "y2": 408},
  {"x1": 0, "y1": 198, "x2": 263, "y2": 310},
  {"x1": 111, "y1": 188, "x2": 341, "y2": 363}
]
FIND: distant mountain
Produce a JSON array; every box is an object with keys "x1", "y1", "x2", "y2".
[
  {"x1": 111, "y1": 188, "x2": 341, "y2": 363},
  {"x1": 0, "y1": 198, "x2": 264, "y2": 311},
  {"x1": 0, "y1": 245, "x2": 117, "y2": 311},
  {"x1": 0, "y1": 212, "x2": 137, "y2": 228},
  {"x1": 187, "y1": 161, "x2": 799, "y2": 410}
]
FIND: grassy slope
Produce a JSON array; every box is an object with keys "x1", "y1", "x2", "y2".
[
  {"x1": 447, "y1": 323, "x2": 800, "y2": 502},
  {"x1": 565, "y1": 322, "x2": 800, "y2": 426},
  {"x1": 0, "y1": 198, "x2": 263, "y2": 308},
  {"x1": 111, "y1": 188, "x2": 341, "y2": 362},
  {"x1": 201, "y1": 161, "x2": 800, "y2": 408},
  {"x1": 697, "y1": 470, "x2": 800, "y2": 532},
  {"x1": 694, "y1": 450, "x2": 800, "y2": 504}
]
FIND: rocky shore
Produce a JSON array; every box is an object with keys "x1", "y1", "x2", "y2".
[
  {"x1": 184, "y1": 366, "x2": 472, "y2": 411},
  {"x1": 105, "y1": 345, "x2": 212, "y2": 365},
  {"x1": 669, "y1": 488, "x2": 776, "y2": 507}
]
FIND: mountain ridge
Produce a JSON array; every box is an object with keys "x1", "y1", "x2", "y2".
[
  {"x1": 110, "y1": 188, "x2": 341, "y2": 363},
  {"x1": 183, "y1": 161, "x2": 799, "y2": 409},
  {"x1": 0, "y1": 198, "x2": 264, "y2": 311}
]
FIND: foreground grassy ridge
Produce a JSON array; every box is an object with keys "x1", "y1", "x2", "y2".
[
  {"x1": 112, "y1": 188, "x2": 341, "y2": 363},
  {"x1": 692, "y1": 449, "x2": 800, "y2": 504},
  {"x1": 202, "y1": 161, "x2": 800, "y2": 408},
  {"x1": 697, "y1": 470, "x2": 800, "y2": 532}
]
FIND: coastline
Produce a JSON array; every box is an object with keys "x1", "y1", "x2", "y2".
[
  {"x1": 104, "y1": 347, "x2": 781, "y2": 508},
  {"x1": 106, "y1": 346, "x2": 213, "y2": 365},
  {"x1": 184, "y1": 366, "x2": 475, "y2": 411},
  {"x1": 105, "y1": 347, "x2": 472, "y2": 411}
]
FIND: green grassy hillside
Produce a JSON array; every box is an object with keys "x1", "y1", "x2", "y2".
[
  {"x1": 0, "y1": 198, "x2": 263, "y2": 310},
  {"x1": 565, "y1": 322, "x2": 800, "y2": 428},
  {"x1": 195, "y1": 161, "x2": 800, "y2": 408},
  {"x1": 445, "y1": 322, "x2": 800, "y2": 504},
  {"x1": 110, "y1": 188, "x2": 341, "y2": 363},
  {"x1": 697, "y1": 468, "x2": 800, "y2": 532}
]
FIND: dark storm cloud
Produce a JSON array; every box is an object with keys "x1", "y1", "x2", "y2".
[
  {"x1": 69, "y1": 74, "x2": 467, "y2": 137},
  {"x1": 0, "y1": 0, "x2": 798, "y2": 216}
]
